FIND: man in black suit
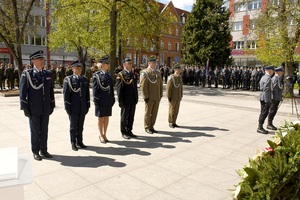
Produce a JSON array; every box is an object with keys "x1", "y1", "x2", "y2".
[
  {"x1": 63, "y1": 60, "x2": 90, "y2": 151},
  {"x1": 116, "y1": 57, "x2": 138, "y2": 139},
  {"x1": 19, "y1": 50, "x2": 55, "y2": 161}
]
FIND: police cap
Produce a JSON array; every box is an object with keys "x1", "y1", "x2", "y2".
[
  {"x1": 30, "y1": 50, "x2": 44, "y2": 60},
  {"x1": 71, "y1": 60, "x2": 83, "y2": 67}
]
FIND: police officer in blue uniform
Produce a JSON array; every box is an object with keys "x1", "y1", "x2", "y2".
[
  {"x1": 19, "y1": 50, "x2": 55, "y2": 161},
  {"x1": 63, "y1": 60, "x2": 90, "y2": 151},
  {"x1": 92, "y1": 55, "x2": 115, "y2": 143},
  {"x1": 257, "y1": 66, "x2": 274, "y2": 134},
  {"x1": 116, "y1": 57, "x2": 138, "y2": 139}
]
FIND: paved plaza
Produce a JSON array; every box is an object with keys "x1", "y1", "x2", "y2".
[{"x1": 0, "y1": 86, "x2": 299, "y2": 200}]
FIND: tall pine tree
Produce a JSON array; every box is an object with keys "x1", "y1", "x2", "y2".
[{"x1": 182, "y1": 0, "x2": 232, "y2": 68}]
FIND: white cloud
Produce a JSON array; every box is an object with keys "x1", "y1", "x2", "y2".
[
  {"x1": 158, "y1": 0, "x2": 195, "y2": 11},
  {"x1": 171, "y1": 0, "x2": 195, "y2": 10}
]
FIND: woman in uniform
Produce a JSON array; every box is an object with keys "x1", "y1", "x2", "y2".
[{"x1": 92, "y1": 56, "x2": 115, "y2": 143}]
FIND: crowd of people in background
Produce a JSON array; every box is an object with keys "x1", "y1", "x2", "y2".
[{"x1": 1, "y1": 60, "x2": 299, "y2": 93}]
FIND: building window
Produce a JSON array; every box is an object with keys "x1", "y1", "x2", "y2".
[
  {"x1": 41, "y1": 16, "x2": 46, "y2": 27},
  {"x1": 143, "y1": 38, "x2": 147, "y2": 47},
  {"x1": 24, "y1": 35, "x2": 30, "y2": 45},
  {"x1": 175, "y1": 42, "x2": 179, "y2": 51},
  {"x1": 248, "y1": 0, "x2": 262, "y2": 10},
  {"x1": 35, "y1": 35, "x2": 42, "y2": 45},
  {"x1": 35, "y1": 0, "x2": 45, "y2": 7},
  {"x1": 234, "y1": 3, "x2": 247, "y2": 12},
  {"x1": 134, "y1": 37, "x2": 138, "y2": 46},
  {"x1": 126, "y1": 38, "x2": 130, "y2": 46},
  {"x1": 175, "y1": 27, "x2": 179, "y2": 36},
  {"x1": 126, "y1": 53, "x2": 132, "y2": 60},
  {"x1": 161, "y1": 40, "x2": 164, "y2": 49},
  {"x1": 270, "y1": 0, "x2": 279, "y2": 6},
  {"x1": 168, "y1": 42, "x2": 171, "y2": 50},
  {"x1": 181, "y1": 14, "x2": 186, "y2": 24},
  {"x1": 168, "y1": 27, "x2": 172, "y2": 35},
  {"x1": 247, "y1": 41, "x2": 257, "y2": 49},
  {"x1": 233, "y1": 41, "x2": 244, "y2": 49},
  {"x1": 250, "y1": 20, "x2": 256, "y2": 30},
  {"x1": 233, "y1": 21, "x2": 243, "y2": 31}
]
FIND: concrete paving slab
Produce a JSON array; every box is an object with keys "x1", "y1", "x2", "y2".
[{"x1": 0, "y1": 85, "x2": 299, "y2": 199}]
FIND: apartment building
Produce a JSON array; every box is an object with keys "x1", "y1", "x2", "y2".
[
  {"x1": 229, "y1": 0, "x2": 268, "y2": 67},
  {"x1": 230, "y1": 0, "x2": 300, "y2": 69}
]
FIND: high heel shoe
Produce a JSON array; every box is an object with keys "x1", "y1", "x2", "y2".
[{"x1": 99, "y1": 136, "x2": 106, "y2": 144}]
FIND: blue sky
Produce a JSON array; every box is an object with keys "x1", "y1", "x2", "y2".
[{"x1": 157, "y1": 0, "x2": 194, "y2": 12}]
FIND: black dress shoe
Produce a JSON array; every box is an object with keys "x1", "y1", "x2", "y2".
[
  {"x1": 257, "y1": 127, "x2": 268, "y2": 134},
  {"x1": 169, "y1": 124, "x2": 175, "y2": 128},
  {"x1": 71, "y1": 144, "x2": 78, "y2": 151},
  {"x1": 267, "y1": 125, "x2": 277, "y2": 130},
  {"x1": 145, "y1": 129, "x2": 153, "y2": 134},
  {"x1": 122, "y1": 134, "x2": 130, "y2": 139},
  {"x1": 173, "y1": 124, "x2": 180, "y2": 127},
  {"x1": 128, "y1": 132, "x2": 137, "y2": 138},
  {"x1": 77, "y1": 143, "x2": 87, "y2": 148},
  {"x1": 151, "y1": 129, "x2": 158, "y2": 133},
  {"x1": 41, "y1": 152, "x2": 53, "y2": 158},
  {"x1": 33, "y1": 153, "x2": 42, "y2": 161}
]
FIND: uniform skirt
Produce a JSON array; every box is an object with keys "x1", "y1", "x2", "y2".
[{"x1": 95, "y1": 105, "x2": 112, "y2": 117}]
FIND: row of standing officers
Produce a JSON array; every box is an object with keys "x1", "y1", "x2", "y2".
[{"x1": 19, "y1": 50, "x2": 183, "y2": 161}]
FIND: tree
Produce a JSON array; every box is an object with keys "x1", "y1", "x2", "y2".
[
  {"x1": 181, "y1": 0, "x2": 232, "y2": 68},
  {"x1": 0, "y1": 0, "x2": 36, "y2": 76},
  {"x1": 49, "y1": 0, "x2": 166, "y2": 73},
  {"x1": 252, "y1": 0, "x2": 300, "y2": 95}
]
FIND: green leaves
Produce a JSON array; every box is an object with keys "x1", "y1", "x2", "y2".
[
  {"x1": 181, "y1": 0, "x2": 231, "y2": 67},
  {"x1": 233, "y1": 120, "x2": 300, "y2": 199}
]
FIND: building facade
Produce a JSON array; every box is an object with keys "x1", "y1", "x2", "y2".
[{"x1": 229, "y1": 0, "x2": 300, "y2": 68}]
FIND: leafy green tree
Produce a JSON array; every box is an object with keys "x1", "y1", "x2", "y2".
[
  {"x1": 253, "y1": 0, "x2": 300, "y2": 95},
  {"x1": 0, "y1": 0, "x2": 36, "y2": 76},
  {"x1": 49, "y1": 0, "x2": 166, "y2": 73},
  {"x1": 181, "y1": 0, "x2": 232, "y2": 67}
]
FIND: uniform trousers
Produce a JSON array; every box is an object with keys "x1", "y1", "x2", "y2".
[
  {"x1": 144, "y1": 100, "x2": 160, "y2": 130},
  {"x1": 29, "y1": 114, "x2": 49, "y2": 154},
  {"x1": 258, "y1": 101, "x2": 271, "y2": 124},
  {"x1": 120, "y1": 104, "x2": 136, "y2": 134},
  {"x1": 69, "y1": 113, "x2": 85, "y2": 144},
  {"x1": 169, "y1": 100, "x2": 180, "y2": 124},
  {"x1": 268, "y1": 100, "x2": 280, "y2": 122}
]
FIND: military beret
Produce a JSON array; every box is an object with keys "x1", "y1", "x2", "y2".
[
  {"x1": 274, "y1": 67, "x2": 283, "y2": 72},
  {"x1": 30, "y1": 50, "x2": 44, "y2": 60},
  {"x1": 123, "y1": 57, "x2": 132, "y2": 63},
  {"x1": 147, "y1": 55, "x2": 156, "y2": 62},
  {"x1": 71, "y1": 60, "x2": 83, "y2": 67},
  {"x1": 264, "y1": 66, "x2": 274, "y2": 70},
  {"x1": 98, "y1": 55, "x2": 110, "y2": 64},
  {"x1": 173, "y1": 64, "x2": 181, "y2": 70}
]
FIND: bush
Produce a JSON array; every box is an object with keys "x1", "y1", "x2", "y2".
[{"x1": 233, "y1": 120, "x2": 300, "y2": 199}]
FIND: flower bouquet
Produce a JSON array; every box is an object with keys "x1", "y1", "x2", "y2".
[{"x1": 233, "y1": 120, "x2": 300, "y2": 199}]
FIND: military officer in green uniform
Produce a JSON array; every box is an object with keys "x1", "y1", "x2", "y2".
[
  {"x1": 140, "y1": 55, "x2": 163, "y2": 134},
  {"x1": 166, "y1": 64, "x2": 183, "y2": 128}
]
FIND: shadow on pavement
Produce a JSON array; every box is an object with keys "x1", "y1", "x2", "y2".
[
  {"x1": 48, "y1": 154, "x2": 126, "y2": 168},
  {"x1": 179, "y1": 125, "x2": 229, "y2": 132}
]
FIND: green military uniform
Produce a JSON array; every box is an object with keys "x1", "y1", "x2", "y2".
[
  {"x1": 166, "y1": 65, "x2": 183, "y2": 128},
  {"x1": 140, "y1": 56, "x2": 163, "y2": 133}
]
